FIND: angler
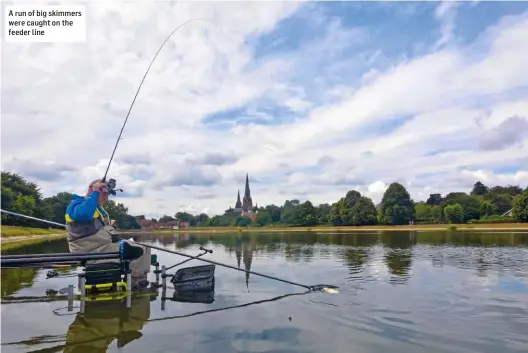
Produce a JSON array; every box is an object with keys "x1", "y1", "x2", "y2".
[{"x1": 65, "y1": 178, "x2": 151, "y2": 289}]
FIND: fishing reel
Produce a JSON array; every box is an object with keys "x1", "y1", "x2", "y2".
[{"x1": 106, "y1": 178, "x2": 123, "y2": 196}]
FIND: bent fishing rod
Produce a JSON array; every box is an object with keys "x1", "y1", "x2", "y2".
[
  {"x1": 100, "y1": 17, "x2": 214, "y2": 186},
  {"x1": 0, "y1": 209, "x2": 339, "y2": 293}
]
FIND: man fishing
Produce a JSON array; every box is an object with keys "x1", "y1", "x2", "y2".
[{"x1": 65, "y1": 179, "x2": 150, "y2": 289}]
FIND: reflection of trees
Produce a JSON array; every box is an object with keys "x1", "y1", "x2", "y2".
[
  {"x1": 284, "y1": 244, "x2": 303, "y2": 262},
  {"x1": 340, "y1": 234, "x2": 378, "y2": 276},
  {"x1": 2, "y1": 238, "x2": 70, "y2": 255},
  {"x1": 131, "y1": 231, "x2": 528, "y2": 279},
  {"x1": 384, "y1": 249, "x2": 412, "y2": 283},
  {"x1": 2, "y1": 239, "x2": 70, "y2": 298},
  {"x1": 343, "y1": 249, "x2": 369, "y2": 275},
  {"x1": 381, "y1": 232, "x2": 415, "y2": 284},
  {"x1": 1, "y1": 267, "x2": 38, "y2": 298}
]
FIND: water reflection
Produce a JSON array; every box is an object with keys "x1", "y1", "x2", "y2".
[
  {"x1": 2, "y1": 231, "x2": 528, "y2": 353},
  {"x1": 381, "y1": 232, "x2": 416, "y2": 284},
  {"x1": 6, "y1": 296, "x2": 152, "y2": 353},
  {"x1": 62, "y1": 296, "x2": 150, "y2": 353},
  {"x1": 1, "y1": 240, "x2": 70, "y2": 297}
]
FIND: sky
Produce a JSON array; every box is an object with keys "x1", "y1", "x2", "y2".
[{"x1": 2, "y1": 0, "x2": 528, "y2": 219}]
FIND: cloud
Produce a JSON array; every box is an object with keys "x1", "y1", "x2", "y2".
[
  {"x1": 2, "y1": 1, "x2": 528, "y2": 216},
  {"x1": 433, "y1": 0, "x2": 459, "y2": 49},
  {"x1": 2, "y1": 158, "x2": 76, "y2": 182},
  {"x1": 478, "y1": 116, "x2": 528, "y2": 151}
]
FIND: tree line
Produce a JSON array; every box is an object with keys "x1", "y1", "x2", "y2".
[
  {"x1": 195, "y1": 181, "x2": 527, "y2": 227},
  {"x1": 2, "y1": 171, "x2": 527, "y2": 229},
  {"x1": 1, "y1": 172, "x2": 141, "y2": 230}
]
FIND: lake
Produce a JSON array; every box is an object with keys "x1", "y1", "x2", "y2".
[{"x1": 2, "y1": 230, "x2": 528, "y2": 353}]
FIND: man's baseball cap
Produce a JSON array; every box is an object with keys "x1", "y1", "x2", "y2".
[{"x1": 89, "y1": 179, "x2": 109, "y2": 193}]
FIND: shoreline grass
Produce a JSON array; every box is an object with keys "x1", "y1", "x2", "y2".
[
  {"x1": 1, "y1": 223, "x2": 526, "y2": 251},
  {"x1": 1, "y1": 226, "x2": 67, "y2": 251},
  {"x1": 1, "y1": 225, "x2": 66, "y2": 237},
  {"x1": 140, "y1": 223, "x2": 528, "y2": 234},
  {"x1": 1, "y1": 234, "x2": 67, "y2": 251}
]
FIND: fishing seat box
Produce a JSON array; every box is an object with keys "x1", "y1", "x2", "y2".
[{"x1": 82, "y1": 262, "x2": 126, "y2": 288}]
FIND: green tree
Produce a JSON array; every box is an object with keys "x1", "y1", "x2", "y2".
[
  {"x1": 512, "y1": 191, "x2": 528, "y2": 222},
  {"x1": 316, "y1": 203, "x2": 331, "y2": 225},
  {"x1": 1, "y1": 172, "x2": 47, "y2": 227},
  {"x1": 207, "y1": 214, "x2": 234, "y2": 226},
  {"x1": 426, "y1": 193, "x2": 443, "y2": 206},
  {"x1": 175, "y1": 212, "x2": 197, "y2": 226},
  {"x1": 479, "y1": 201, "x2": 497, "y2": 218},
  {"x1": 264, "y1": 205, "x2": 282, "y2": 223},
  {"x1": 414, "y1": 202, "x2": 432, "y2": 222},
  {"x1": 280, "y1": 200, "x2": 302, "y2": 225},
  {"x1": 121, "y1": 215, "x2": 141, "y2": 229},
  {"x1": 490, "y1": 194, "x2": 512, "y2": 215},
  {"x1": 350, "y1": 196, "x2": 378, "y2": 225},
  {"x1": 489, "y1": 185, "x2": 523, "y2": 197},
  {"x1": 103, "y1": 200, "x2": 139, "y2": 229},
  {"x1": 328, "y1": 199, "x2": 344, "y2": 225},
  {"x1": 195, "y1": 213, "x2": 210, "y2": 226},
  {"x1": 328, "y1": 191, "x2": 377, "y2": 226},
  {"x1": 255, "y1": 210, "x2": 272, "y2": 226},
  {"x1": 378, "y1": 183, "x2": 414, "y2": 225},
  {"x1": 235, "y1": 216, "x2": 251, "y2": 227},
  {"x1": 442, "y1": 193, "x2": 480, "y2": 222},
  {"x1": 344, "y1": 190, "x2": 361, "y2": 208},
  {"x1": 471, "y1": 181, "x2": 489, "y2": 196},
  {"x1": 298, "y1": 201, "x2": 317, "y2": 226},
  {"x1": 42, "y1": 192, "x2": 73, "y2": 228},
  {"x1": 444, "y1": 203, "x2": 464, "y2": 223},
  {"x1": 430, "y1": 205, "x2": 443, "y2": 223}
]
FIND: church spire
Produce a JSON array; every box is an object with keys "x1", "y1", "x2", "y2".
[
  {"x1": 242, "y1": 173, "x2": 253, "y2": 212},
  {"x1": 235, "y1": 190, "x2": 242, "y2": 209},
  {"x1": 244, "y1": 173, "x2": 250, "y2": 197}
]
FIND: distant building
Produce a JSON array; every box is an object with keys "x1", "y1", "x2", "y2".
[
  {"x1": 225, "y1": 173, "x2": 258, "y2": 218},
  {"x1": 502, "y1": 209, "x2": 513, "y2": 217},
  {"x1": 135, "y1": 215, "x2": 158, "y2": 231},
  {"x1": 177, "y1": 221, "x2": 190, "y2": 229}
]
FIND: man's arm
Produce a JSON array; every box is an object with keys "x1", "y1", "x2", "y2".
[{"x1": 67, "y1": 191, "x2": 100, "y2": 222}]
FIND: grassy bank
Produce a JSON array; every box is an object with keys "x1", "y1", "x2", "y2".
[
  {"x1": 1, "y1": 226, "x2": 67, "y2": 251},
  {"x1": 1, "y1": 234, "x2": 67, "y2": 251},
  {"x1": 150, "y1": 223, "x2": 528, "y2": 234},
  {"x1": 1, "y1": 225, "x2": 65, "y2": 237},
  {"x1": 2, "y1": 223, "x2": 526, "y2": 251}
]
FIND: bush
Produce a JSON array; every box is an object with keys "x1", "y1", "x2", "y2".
[{"x1": 466, "y1": 215, "x2": 516, "y2": 224}]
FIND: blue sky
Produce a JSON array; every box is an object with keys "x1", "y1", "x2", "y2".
[
  {"x1": 2, "y1": 1, "x2": 528, "y2": 217},
  {"x1": 205, "y1": 1, "x2": 528, "y2": 129}
]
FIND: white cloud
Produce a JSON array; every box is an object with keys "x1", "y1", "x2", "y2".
[
  {"x1": 2, "y1": 2, "x2": 528, "y2": 217},
  {"x1": 433, "y1": 0, "x2": 459, "y2": 50}
]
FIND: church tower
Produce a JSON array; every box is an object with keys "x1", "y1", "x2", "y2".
[
  {"x1": 235, "y1": 190, "x2": 242, "y2": 210},
  {"x1": 242, "y1": 173, "x2": 253, "y2": 212}
]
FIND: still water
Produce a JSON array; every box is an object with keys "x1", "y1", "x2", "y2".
[{"x1": 2, "y1": 231, "x2": 528, "y2": 353}]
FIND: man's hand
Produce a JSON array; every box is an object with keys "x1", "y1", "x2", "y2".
[{"x1": 91, "y1": 182, "x2": 107, "y2": 192}]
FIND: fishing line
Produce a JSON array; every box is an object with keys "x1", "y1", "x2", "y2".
[
  {"x1": 138, "y1": 243, "x2": 339, "y2": 292},
  {"x1": 101, "y1": 17, "x2": 215, "y2": 182},
  {"x1": 0, "y1": 209, "x2": 339, "y2": 293}
]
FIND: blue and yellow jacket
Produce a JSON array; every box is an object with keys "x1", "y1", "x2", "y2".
[{"x1": 65, "y1": 191, "x2": 110, "y2": 225}]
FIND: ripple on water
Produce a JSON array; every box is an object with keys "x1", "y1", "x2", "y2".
[{"x1": 2, "y1": 231, "x2": 528, "y2": 353}]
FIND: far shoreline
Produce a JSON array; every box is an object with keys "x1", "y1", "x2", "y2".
[
  {"x1": 140, "y1": 223, "x2": 528, "y2": 234},
  {"x1": 2, "y1": 223, "x2": 527, "y2": 251}
]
